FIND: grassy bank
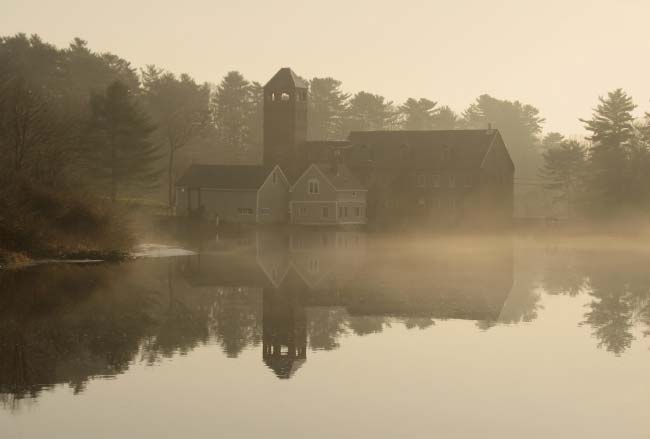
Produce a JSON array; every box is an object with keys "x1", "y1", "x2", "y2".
[{"x1": 0, "y1": 175, "x2": 134, "y2": 267}]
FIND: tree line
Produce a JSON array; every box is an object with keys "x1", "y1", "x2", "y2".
[
  {"x1": 541, "y1": 89, "x2": 650, "y2": 217},
  {"x1": 1, "y1": 33, "x2": 649, "y2": 218}
]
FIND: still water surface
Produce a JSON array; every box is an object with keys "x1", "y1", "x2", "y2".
[{"x1": 1, "y1": 231, "x2": 649, "y2": 438}]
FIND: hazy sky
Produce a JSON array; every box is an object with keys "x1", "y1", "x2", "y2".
[{"x1": 3, "y1": 0, "x2": 650, "y2": 135}]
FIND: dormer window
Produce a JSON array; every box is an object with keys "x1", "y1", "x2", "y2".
[
  {"x1": 308, "y1": 179, "x2": 320, "y2": 194},
  {"x1": 281, "y1": 92, "x2": 291, "y2": 101}
]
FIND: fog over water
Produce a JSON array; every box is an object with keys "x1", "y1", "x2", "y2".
[{"x1": 1, "y1": 231, "x2": 649, "y2": 438}]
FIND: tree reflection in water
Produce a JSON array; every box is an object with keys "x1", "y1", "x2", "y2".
[{"x1": 1, "y1": 230, "x2": 649, "y2": 408}]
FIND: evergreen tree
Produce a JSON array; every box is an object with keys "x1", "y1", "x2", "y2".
[
  {"x1": 399, "y1": 98, "x2": 437, "y2": 130},
  {"x1": 541, "y1": 132, "x2": 565, "y2": 152},
  {"x1": 540, "y1": 139, "x2": 587, "y2": 217},
  {"x1": 246, "y1": 81, "x2": 264, "y2": 162},
  {"x1": 463, "y1": 94, "x2": 544, "y2": 179},
  {"x1": 211, "y1": 71, "x2": 257, "y2": 163},
  {"x1": 580, "y1": 89, "x2": 637, "y2": 212},
  {"x1": 308, "y1": 77, "x2": 349, "y2": 140},
  {"x1": 85, "y1": 81, "x2": 159, "y2": 202},
  {"x1": 62, "y1": 38, "x2": 140, "y2": 107},
  {"x1": 432, "y1": 105, "x2": 459, "y2": 130},
  {"x1": 343, "y1": 91, "x2": 395, "y2": 133},
  {"x1": 141, "y1": 66, "x2": 210, "y2": 207}
]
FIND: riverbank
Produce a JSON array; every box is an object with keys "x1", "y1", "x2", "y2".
[{"x1": 0, "y1": 176, "x2": 136, "y2": 269}]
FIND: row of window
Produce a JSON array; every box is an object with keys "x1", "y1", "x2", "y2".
[
  {"x1": 295, "y1": 206, "x2": 364, "y2": 218},
  {"x1": 238, "y1": 207, "x2": 271, "y2": 216}
]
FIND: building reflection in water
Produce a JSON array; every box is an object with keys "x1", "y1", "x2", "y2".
[
  {"x1": 185, "y1": 229, "x2": 514, "y2": 378},
  {"x1": 0, "y1": 229, "x2": 520, "y2": 403}
]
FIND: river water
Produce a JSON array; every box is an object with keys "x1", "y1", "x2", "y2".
[{"x1": 1, "y1": 230, "x2": 649, "y2": 438}]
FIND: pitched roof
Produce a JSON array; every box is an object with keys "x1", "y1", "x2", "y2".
[
  {"x1": 313, "y1": 163, "x2": 365, "y2": 190},
  {"x1": 264, "y1": 67, "x2": 308, "y2": 90},
  {"x1": 176, "y1": 164, "x2": 274, "y2": 190},
  {"x1": 346, "y1": 129, "x2": 507, "y2": 171}
]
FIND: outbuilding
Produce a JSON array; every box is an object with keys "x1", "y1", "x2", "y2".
[{"x1": 175, "y1": 164, "x2": 290, "y2": 224}]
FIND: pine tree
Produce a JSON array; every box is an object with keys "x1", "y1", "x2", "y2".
[
  {"x1": 343, "y1": 91, "x2": 395, "y2": 133},
  {"x1": 399, "y1": 98, "x2": 437, "y2": 130},
  {"x1": 431, "y1": 105, "x2": 459, "y2": 130},
  {"x1": 541, "y1": 132, "x2": 565, "y2": 152},
  {"x1": 580, "y1": 89, "x2": 636, "y2": 212},
  {"x1": 86, "y1": 81, "x2": 159, "y2": 202},
  {"x1": 141, "y1": 66, "x2": 210, "y2": 207},
  {"x1": 540, "y1": 139, "x2": 587, "y2": 217},
  {"x1": 463, "y1": 94, "x2": 544, "y2": 179},
  {"x1": 308, "y1": 77, "x2": 349, "y2": 140},
  {"x1": 211, "y1": 71, "x2": 256, "y2": 163},
  {"x1": 246, "y1": 81, "x2": 264, "y2": 162}
]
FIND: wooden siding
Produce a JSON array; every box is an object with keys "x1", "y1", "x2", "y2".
[{"x1": 257, "y1": 167, "x2": 290, "y2": 224}]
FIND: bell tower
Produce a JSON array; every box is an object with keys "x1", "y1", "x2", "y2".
[{"x1": 263, "y1": 68, "x2": 308, "y2": 179}]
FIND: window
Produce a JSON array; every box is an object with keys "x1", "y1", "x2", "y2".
[
  {"x1": 299, "y1": 206, "x2": 307, "y2": 216},
  {"x1": 449, "y1": 197, "x2": 456, "y2": 209},
  {"x1": 448, "y1": 175, "x2": 456, "y2": 188},
  {"x1": 272, "y1": 171, "x2": 277, "y2": 184},
  {"x1": 351, "y1": 191, "x2": 357, "y2": 199},
  {"x1": 441, "y1": 145, "x2": 451, "y2": 161},
  {"x1": 322, "y1": 206, "x2": 329, "y2": 218},
  {"x1": 308, "y1": 258, "x2": 320, "y2": 274},
  {"x1": 308, "y1": 179, "x2": 320, "y2": 194},
  {"x1": 432, "y1": 174, "x2": 441, "y2": 188},
  {"x1": 418, "y1": 197, "x2": 426, "y2": 206},
  {"x1": 238, "y1": 208, "x2": 253, "y2": 215},
  {"x1": 464, "y1": 174, "x2": 473, "y2": 187},
  {"x1": 343, "y1": 207, "x2": 349, "y2": 217},
  {"x1": 281, "y1": 92, "x2": 291, "y2": 101},
  {"x1": 339, "y1": 207, "x2": 349, "y2": 217},
  {"x1": 261, "y1": 207, "x2": 271, "y2": 215},
  {"x1": 353, "y1": 207, "x2": 361, "y2": 216},
  {"x1": 416, "y1": 174, "x2": 426, "y2": 188}
]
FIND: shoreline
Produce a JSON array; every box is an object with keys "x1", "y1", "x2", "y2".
[{"x1": 0, "y1": 248, "x2": 132, "y2": 270}]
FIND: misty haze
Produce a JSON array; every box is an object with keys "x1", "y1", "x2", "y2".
[{"x1": 1, "y1": 1, "x2": 650, "y2": 438}]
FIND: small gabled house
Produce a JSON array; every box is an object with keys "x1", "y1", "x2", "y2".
[
  {"x1": 175, "y1": 164, "x2": 289, "y2": 224},
  {"x1": 290, "y1": 163, "x2": 367, "y2": 226}
]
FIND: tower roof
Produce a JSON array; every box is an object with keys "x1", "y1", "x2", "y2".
[{"x1": 264, "y1": 67, "x2": 308, "y2": 90}]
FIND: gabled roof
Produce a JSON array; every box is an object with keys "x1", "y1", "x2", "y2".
[
  {"x1": 347, "y1": 129, "x2": 509, "y2": 171},
  {"x1": 313, "y1": 163, "x2": 365, "y2": 190},
  {"x1": 176, "y1": 164, "x2": 277, "y2": 190},
  {"x1": 264, "y1": 67, "x2": 308, "y2": 90},
  {"x1": 292, "y1": 163, "x2": 365, "y2": 191}
]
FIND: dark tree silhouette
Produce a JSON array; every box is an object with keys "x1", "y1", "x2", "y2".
[
  {"x1": 308, "y1": 77, "x2": 349, "y2": 140},
  {"x1": 463, "y1": 94, "x2": 545, "y2": 179},
  {"x1": 540, "y1": 139, "x2": 587, "y2": 217},
  {"x1": 85, "y1": 81, "x2": 159, "y2": 202},
  {"x1": 343, "y1": 91, "x2": 396, "y2": 133},
  {"x1": 399, "y1": 98, "x2": 438, "y2": 130},
  {"x1": 141, "y1": 66, "x2": 210, "y2": 207},
  {"x1": 580, "y1": 89, "x2": 638, "y2": 213}
]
